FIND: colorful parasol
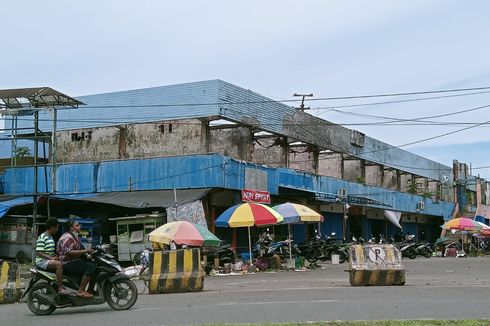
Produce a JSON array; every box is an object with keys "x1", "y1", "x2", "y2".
[
  {"x1": 215, "y1": 203, "x2": 284, "y2": 265},
  {"x1": 149, "y1": 221, "x2": 221, "y2": 247},
  {"x1": 442, "y1": 218, "x2": 484, "y2": 251},
  {"x1": 475, "y1": 221, "x2": 490, "y2": 236},
  {"x1": 215, "y1": 203, "x2": 284, "y2": 228},
  {"x1": 273, "y1": 202, "x2": 324, "y2": 224},
  {"x1": 273, "y1": 203, "x2": 323, "y2": 261},
  {"x1": 442, "y1": 218, "x2": 482, "y2": 231}
]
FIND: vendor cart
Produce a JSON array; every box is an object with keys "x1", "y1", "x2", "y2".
[
  {"x1": 0, "y1": 215, "x2": 37, "y2": 263},
  {"x1": 109, "y1": 213, "x2": 164, "y2": 262}
]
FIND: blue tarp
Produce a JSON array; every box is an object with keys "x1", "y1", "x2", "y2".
[{"x1": 0, "y1": 197, "x2": 33, "y2": 218}]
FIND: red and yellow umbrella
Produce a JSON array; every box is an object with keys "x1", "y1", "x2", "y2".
[
  {"x1": 149, "y1": 221, "x2": 221, "y2": 247},
  {"x1": 442, "y1": 218, "x2": 482, "y2": 231},
  {"x1": 215, "y1": 203, "x2": 284, "y2": 264}
]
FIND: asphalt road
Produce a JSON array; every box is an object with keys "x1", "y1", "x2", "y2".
[{"x1": 2, "y1": 257, "x2": 490, "y2": 326}]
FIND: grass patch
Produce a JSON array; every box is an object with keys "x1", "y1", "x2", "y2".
[{"x1": 205, "y1": 320, "x2": 489, "y2": 326}]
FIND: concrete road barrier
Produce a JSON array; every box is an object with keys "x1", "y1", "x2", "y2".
[
  {"x1": 347, "y1": 244, "x2": 405, "y2": 286},
  {"x1": 148, "y1": 249, "x2": 204, "y2": 294},
  {"x1": 0, "y1": 261, "x2": 21, "y2": 304}
]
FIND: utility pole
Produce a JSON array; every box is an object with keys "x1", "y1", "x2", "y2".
[{"x1": 293, "y1": 93, "x2": 313, "y2": 111}]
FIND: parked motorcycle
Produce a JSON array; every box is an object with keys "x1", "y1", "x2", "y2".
[
  {"x1": 400, "y1": 242, "x2": 418, "y2": 259},
  {"x1": 203, "y1": 243, "x2": 237, "y2": 274},
  {"x1": 23, "y1": 246, "x2": 138, "y2": 315},
  {"x1": 297, "y1": 235, "x2": 324, "y2": 263},
  {"x1": 415, "y1": 242, "x2": 433, "y2": 258}
]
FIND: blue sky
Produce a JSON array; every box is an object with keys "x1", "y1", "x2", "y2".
[{"x1": 1, "y1": 1, "x2": 489, "y2": 178}]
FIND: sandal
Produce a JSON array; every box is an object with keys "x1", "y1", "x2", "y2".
[
  {"x1": 58, "y1": 287, "x2": 70, "y2": 295},
  {"x1": 76, "y1": 291, "x2": 93, "y2": 299}
]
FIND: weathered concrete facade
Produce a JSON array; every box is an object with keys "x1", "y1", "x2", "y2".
[
  {"x1": 57, "y1": 119, "x2": 207, "y2": 162},
  {"x1": 55, "y1": 117, "x2": 452, "y2": 200}
]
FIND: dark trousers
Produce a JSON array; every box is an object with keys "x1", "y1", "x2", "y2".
[{"x1": 63, "y1": 259, "x2": 97, "y2": 278}]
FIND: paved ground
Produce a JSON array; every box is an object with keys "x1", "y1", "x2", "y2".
[{"x1": 2, "y1": 257, "x2": 490, "y2": 326}]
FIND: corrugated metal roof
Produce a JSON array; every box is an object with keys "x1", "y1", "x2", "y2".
[
  {"x1": 10, "y1": 80, "x2": 221, "y2": 132},
  {"x1": 5, "y1": 79, "x2": 452, "y2": 180}
]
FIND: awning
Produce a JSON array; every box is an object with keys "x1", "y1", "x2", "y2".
[
  {"x1": 0, "y1": 196, "x2": 33, "y2": 218},
  {"x1": 52, "y1": 189, "x2": 210, "y2": 209},
  {"x1": 278, "y1": 186, "x2": 391, "y2": 208}
]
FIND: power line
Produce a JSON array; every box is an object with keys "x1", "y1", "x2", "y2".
[
  {"x1": 3, "y1": 85, "x2": 490, "y2": 112},
  {"x1": 395, "y1": 119, "x2": 490, "y2": 148},
  {"x1": 329, "y1": 103, "x2": 490, "y2": 125},
  {"x1": 7, "y1": 99, "x2": 490, "y2": 128},
  {"x1": 310, "y1": 90, "x2": 490, "y2": 110}
]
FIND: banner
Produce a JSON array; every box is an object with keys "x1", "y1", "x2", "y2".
[
  {"x1": 241, "y1": 189, "x2": 271, "y2": 204},
  {"x1": 166, "y1": 200, "x2": 207, "y2": 228}
]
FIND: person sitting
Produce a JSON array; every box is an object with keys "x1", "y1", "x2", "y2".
[
  {"x1": 35, "y1": 218, "x2": 69, "y2": 294},
  {"x1": 56, "y1": 219, "x2": 96, "y2": 299}
]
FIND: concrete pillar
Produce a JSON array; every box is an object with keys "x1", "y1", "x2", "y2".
[
  {"x1": 200, "y1": 119, "x2": 210, "y2": 153},
  {"x1": 118, "y1": 126, "x2": 127, "y2": 159}
]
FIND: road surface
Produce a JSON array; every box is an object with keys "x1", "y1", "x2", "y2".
[{"x1": 2, "y1": 257, "x2": 490, "y2": 325}]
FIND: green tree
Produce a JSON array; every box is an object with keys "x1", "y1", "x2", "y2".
[{"x1": 14, "y1": 146, "x2": 31, "y2": 159}]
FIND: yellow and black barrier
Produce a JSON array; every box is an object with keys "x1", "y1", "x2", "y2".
[
  {"x1": 148, "y1": 248, "x2": 204, "y2": 294},
  {"x1": 0, "y1": 261, "x2": 21, "y2": 304},
  {"x1": 347, "y1": 244, "x2": 405, "y2": 286}
]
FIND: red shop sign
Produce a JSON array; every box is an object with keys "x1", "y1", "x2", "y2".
[{"x1": 241, "y1": 189, "x2": 271, "y2": 204}]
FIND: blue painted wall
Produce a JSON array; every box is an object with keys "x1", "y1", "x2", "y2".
[{"x1": 3, "y1": 153, "x2": 456, "y2": 220}]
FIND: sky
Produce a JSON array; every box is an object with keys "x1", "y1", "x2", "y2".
[{"x1": 1, "y1": 0, "x2": 489, "y2": 178}]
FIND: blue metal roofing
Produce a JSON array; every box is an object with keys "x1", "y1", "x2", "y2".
[
  {"x1": 0, "y1": 196, "x2": 33, "y2": 218},
  {"x1": 10, "y1": 80, "x2": 221, "y2": 132},
  {"x1": 5, "y1": 79, "x2": 452, "y2": 180},
  {"x1": 3, "y1": 153, "x2": 456, "y2": 220}
]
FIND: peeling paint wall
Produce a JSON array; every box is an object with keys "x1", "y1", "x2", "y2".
[
  {"x1": 288, "y1": 145, "x2": 316, "y2": 173},
  {"x1": 125, "y1": 120, "x2": 204, "y2": 158},
  {"x1": 251, "y1": 138, "x2": 286, "y2": 167},
  {"x1": 342, "y1": 159, "x2": 364, "y2": 183},
  {"x1": 56, "y1": 119, "x2": 206, "y2": 162},
  {"x1": 365, "y1": 165, "x2": 383, "y2": 187},
  {"x1": 318, "y1": 153, "x2": 342, "y2": 179},
  {"x1": 383, "y1": 169, "x2": 399, "y2": 190},
  {"x1": 57, "y1": 127, "x2": 119, "y2": 162},
  {"x1": 209, "y1": 127, "x2": 253, "y2": 161}
]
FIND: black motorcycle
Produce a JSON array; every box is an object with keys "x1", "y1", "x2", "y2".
[
  {"x1": 415, "y1": 242, "x2": 433, "y2": 258},
  {"x1": 297, "y1": 232, "x2": 326, "y2": 263},
  {"x1": 23, "y1": 246, "x2": 138, "y2": 315},
  {"x1": 203, "y1": 244, "x2": 237, "y2": 274},
  {"x1": 400, "y1": 242, "x2": 418, "y2": 259}
]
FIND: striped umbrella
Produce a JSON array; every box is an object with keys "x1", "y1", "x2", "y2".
[
  {"x1": 215, "y1": 203, "x2": 284, "y2": 264},
  {"x1": 442, "y1": 218, "x2": 482, "y2": 231},
  {"x1": 273, "y1": 202, "x2": 324, "y2": 260},
  {"x1": 273, "y1": 202, "x2": 324, "y2": 224},
  {"x1": 442, "y1": 218, "x2": 483, "y2": 250},
  {"x1": 149, "y1": 221, "x2": 221, "y2": 247}
]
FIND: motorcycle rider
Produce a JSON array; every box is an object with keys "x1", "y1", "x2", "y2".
[
  {"x1": 35, "y1": 218, "x2": 68, "y2": 294},
  {"x1": 56, "y1": 219, "x2": 96, "y2": 299}
]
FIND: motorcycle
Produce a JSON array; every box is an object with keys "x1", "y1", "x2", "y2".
[
  {"x1": 297, "y1": 231, "x2": 326, "y2": 263},
  {"x1": 203, "y1": 243, "x2": 237, "y2": 274},
  {"x1": 415, "y1": 242, "x2": 433, "y2": 258},
  {"x1": 23, "y1": 246, "x2": 138, "y2": 315},
  {"x1": 320, "y1": 233, "x2": 349, "y2": 263},
  {"x1": 400, "y1": 242, "x2": 418, "y2": 259}
]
